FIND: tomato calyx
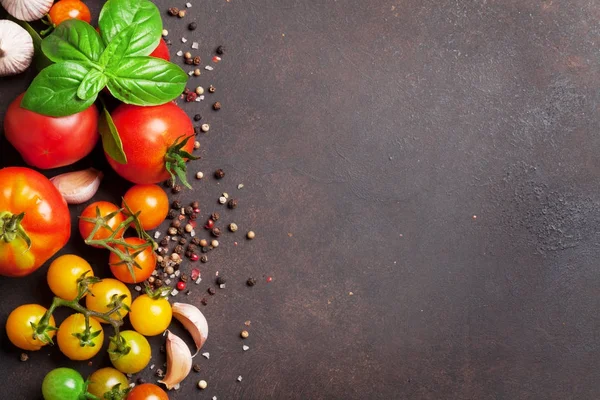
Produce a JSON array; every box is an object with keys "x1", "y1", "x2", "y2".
[
  {"x1": 164, "y1": 135, "x2": 200, "y2": 189},
  {"x1": 102, "y1": 383, "x2": 130, "y2": 400},
  {"x1": 108, "y1": 333, "x2": 132, "y2": 358},
  {"x1": 0, "y1": 211, "x2": 31, "y2": 249},
  {"x1": 144, "y1": 282, "x2": 171, "y2": 300}
]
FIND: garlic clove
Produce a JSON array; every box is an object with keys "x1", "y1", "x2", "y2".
[
  {"x1": 159, "y1": 330, "x2": 192, "y2": 390},
  {"x1": 172, "y1": 303, "x2": 209, "y2": 356},
  {"x1": 50, "y1": 168, "x2": 103, "y2": 204},
  {"x1": 0, "y1": 20, "x2": 34, "y2": 77},
  {"x1": 1, "y1": 0, "x2": 53, "y2": 22}
]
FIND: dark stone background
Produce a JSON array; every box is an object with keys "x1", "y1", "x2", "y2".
[{"x1": 1, "y1": 0, "x2": 600, "y2": 399}]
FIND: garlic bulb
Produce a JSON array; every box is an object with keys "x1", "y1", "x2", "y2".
[
  {"x1": 1, "y1": 0, "x2": 53, "y2": 22},
  {"x1": 0, "y1": 20, "x2": 33, "y2": 77},
  {"x1": 50, "y1": 168, "x2": 103, "y2": 204},
  {"x1": 172, "y1": 303, "x2": 209, "y2": 356},
  {"x1": 159, "y1": 330, "x2": 192, "y2": 390}
]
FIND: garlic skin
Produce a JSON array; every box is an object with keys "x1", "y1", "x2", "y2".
[
  {"x1": 0, "y1": 20, "x2": 33, "y2": 77},
  {"x1": 172, "y1": 303, "x2": 209, "y2": 356},
  {"x1": 50, "y1": 168, "x2": 103, "y2": 204},
  {"x1": 159, "y1": 330, "x2": 192, "y2": 390},
  {"x1": 1, "y1": 0, "x2": 53, "y2": 22}
]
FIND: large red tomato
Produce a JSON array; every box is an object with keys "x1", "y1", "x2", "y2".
[
  {"x1": 105, "y1": 103, "x2": 195, "y2": 185},
  {"x1": 0, "y1": 167, "x2": 70, "y2": 277},
  {"x1": 150, "y1": 39, "x2": 170, "y2": 61},
  {"x1": 3, "y1": 93, "x2": 99, "y2": 169}
]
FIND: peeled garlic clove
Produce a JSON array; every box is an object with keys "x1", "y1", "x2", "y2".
[
  {"x1": 172, "y1": 302, "x2": 209, "y2": 356},
  {"x1": 159, "y1": 330, "x2": 192, "y2": 390},
  {"x1": 50, "y1": 168, "x2": 103, "y2": 204},
  {"x1": 0, "y1": 20, "x2": 34, "y2": 77},
  {"x1": 1, "y1": 0, "x2": 53, "y2": 22}
]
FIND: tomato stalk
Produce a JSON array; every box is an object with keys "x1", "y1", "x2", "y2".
[
  {"x1": 0, "y1": 211, "x2": 31, "y2": 249},
  {"x1": 164, "y1": 135, "x2": 200, "y2": 189}
]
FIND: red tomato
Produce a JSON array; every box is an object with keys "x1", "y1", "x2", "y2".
[
  {"x1": 105, "y1": 103, "x2": 194, "y2": 185},
  {"x1": 122, "y1": 184, "x2": 169, "y2": 230},
  {"x1": 109, "y1": 237, "x2": 156, "y2": 284},
  {"x1": 49, "y1": 0, "x2": 92, "y2": 25},
  {"x1": 0, "y1": 167, "x2": 70, "y2": 277},
  {"x1": 3, "y1": 93, "x2": 98, "y2": 169},
  {"x1": 150, "y1": 39, "x2": 170, "y2": 61},
  {"x1": 127, "y1": 383, "x2": 169, "y2": 400},
  {"x1": 79, "y1": 201, "x2": 126, "y2": 247}
]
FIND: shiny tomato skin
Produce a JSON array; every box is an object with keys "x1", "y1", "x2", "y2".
[
  {"x1": 42, "y1": 368, "x2": 87, "y2": 400},
  {"x1": 86, "y1": 278, "x2": 132, "y2": 323},
  {"x1": 109, "y1": 330, "x2": 151, "y2": 374},
  {"x1": 49, "y1": 0, "x2": 92, "y2": 25},
  {"x1": 3, "y1": 93, "x2": 98, "y2": 169},
  {"x1": 79, "y1": 201, "x2": 126, "y2": 247},
  {"x1": 87, "y1": 367, "x2": 129, "y2": 399},
  {"x1": 123, "y1": 184, "x2": 169, "y2": 230},
  {"x1": 129, "y1": 294, "x2": 172, "y2": 336},
  {"x1": 105, "y1": 103, "x2": 194, "y2": 185},
  {"x1": 47, "y1": 254, "x2": 94, "y2": 300},
  {"x1": 150, "y1": 39, "x2": 170, "y2": 61},
  {"x1": 127, "y1": 383, "x2": 169, "y2": 400},
  {"x1": 57, "y1": 313, "x2": 104, "y2": 360},
  {"x1": 109, "y1": 237, "x2": 156, "y2": 284},
  {"x1": 0, "y1": 167, "x2": 70, "y2": 277},
  {"x1": 6, "y1": 304, "x2": 56, "y2": 351}
]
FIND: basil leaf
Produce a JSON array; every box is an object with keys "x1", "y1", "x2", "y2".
[
  {"x1": 77, "y1": 69, "x2": 108, "y2": 100},
  {"x1": 99, "y1": 25, "x2": 136, "y2": 69},
  {"x1": 99, "y1": 106, "x2": 127, "y2": 164},
  {"x1": 42, "y1": 20, "x2": 105, "y2": 64},
  {"x1": 106, "y1": 57, "x2": 187, "y2": 105},
  {"x1": 98, "y1": 0, "x2": 161, "y2": 57},
  {"x1": 21, "y1": 62, "x2": 96, "y2": 117}
]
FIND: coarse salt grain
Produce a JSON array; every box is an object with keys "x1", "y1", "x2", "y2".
[
  {"x1": 169, "y1": 274, "x2": 175, "y2": 279},
  {"x1": 205, "y1": 65, "x2": 214, "y2": 71},
  {"x1": 175, "y1": 270, "x2": 181, "y2": 277},
  {"x1": 181, "y1": 37, "x2": 188, "y2": 43},
  {"x1": 186, "y1": 2, "x2": 192, "y2": 7},
  {"x1": 237, "y1": 376, "x2": 243, "y2": 382},
  {"x1": 188, "y1": 71, "x2": 194, "y2": 76},
  {"x1": 134, "y1": 286, "x2": 142, "y2": 292},
  {"x1": 192, "y1": 42, "x2": 199, "y2": 49},
  {"x1": 176, "y1": 50, "x2": 184, "y2": 56},
  {"x1": 171, "y1": 289, "x2": 179, "y2": 296},
  {"x1": 150, "y1": 364, "x2": 155, "y2": 369},
  {"x1": 199, "y1": 95, "x2": 205, "y2": 100},
  {"x1": 165, "y1": 279, "x2": 172, "y2": 285},
  {"x1": 238, "y1": 184, "x2": 244, "y2": 189},
  {"x1": 152, "y1": 270, "x2": 158, "y2": 276},
  {"x1": 190, "y1": 230, "x2": 196, "y2": 237},
  {"x1": 195, "y1": 96, "x2": 202, "y2": 102},
  {"x1": 195, "y1": 277, "x2": 202, "y2": 284},
  {"x1": 219, "y1": 284, "x2": 226, "y2": 289},
  {"x1": 154, "y1": 231, "x2": 161, "y2": 239},
  {"x1": 202, "y1": 352, "x2": 210, "y2": 359},
  {"x1": 243, "y1": 345, "x2": 250, "y2": 351}
]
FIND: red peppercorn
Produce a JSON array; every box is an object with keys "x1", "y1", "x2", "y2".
[
  {"x1": 193, "y1": 208, "x2": 201, "y2": 213},
  {"x1": 191, "y1": 268, "x2": 200, "y2": 280},
  {"x1": 205, "y1": 219, "x2": 214, "y2": 229},
  {"x1": 186, "y1": 92, "x2": 198, "y2": 102},
  {"x1": 177, "y1": 281, "x2": 186, "y2": 291},
  {"x1": 266, "y1": 276, "x2": 273, "y2": 283},
  {"x1": 191, "y1": 254, "x2": 199, "y2": 261}
]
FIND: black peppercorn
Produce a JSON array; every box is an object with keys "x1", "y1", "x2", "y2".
[
  {"x1": 216, "y1": 276, "x2": 226, "y2": 285},
  {"x1": 216, "y1": 45, "x2": 224, "y2": 55},
  {"x1": 227, "y1": 199, "x2": 238, "y2": 209},
  {"x1": 185, "y1": 251, "x2": 193, "y2": 258},
  {"x1": 247, "y1": 278, "x2": 256, "y2": 287},
  {"x1": 172, "y1": 200, "x2": 182, "y2": 209},
  {"x1": 192, "y1": 237, "x2": 201, "y2": 246},
  {"x1": 210, "y1": 212, "x2": 220, "y2": 221},
  {"x1": 201, "y1": 297, "x2": 208, "y2": 305},
  {"x1": 167, "y1": 209, "x2": 177, "y2": 219},
  {"x1": 180, "y1": 273, "x2": 189, "y2": 282},
  {"x1": 207, "y1": 287, "x2": 216, "y2": 295},
  {"x1": 184, "y1": 57, "x2": 194, "y2": 65},
  {"x1": 168, "y1": 7, "x2": 179, "y2": 15},
  {"x1": 194, "y1": 114, "x2": 202, "y2": 121},
  {"x1": 171, "y1": 220, "x2": 181, "y2": 228},
  {"x1": 155, "y1": 279, "x2": 163, "y2": 287},
  {"x1": 172, "y1": 185, "x2": 182, "y2": 194},
  {"x1": 213, "y1": 102, "x2": 221, "y2": 111},
  {"x1": 193, "y1": 364, "x2": 201, "y2": 372},
  {"x1": 179, "y1": 237, "x2": 187, "y2": 245},
  {"x1": 211, "y1": 227, "x2": 221, "y2": 237},
  {"x1": 191, "y1": 201, "x2": 199, "y2": 209},
  {"x1": 214, "y1": 169, "x2": 225, "y2": 179},
  {"x1": 177, "y1": 227, "x2": 184, "y2": 235},
  {"x1": 200, "y1": 255, "x2": 208, "y2": 263},
  {"x1": 174, "y1": 245, "x2": 184, "y2": 254},
  {"x1": 193, "y1": 56, "x2": 201, "y2": 65},
  {"x1": 184, "y1": 206, "x2": 194, "y2": 215},
  {"x1": 160, "y1": 238, "x2": 169, "y2": 247},
  {"x1": 188, "y1": 22, "x2": 197, "y2": 30},
  {"x1": 208, "y1": 85, "x2": 216, "y2": 93},
  {"x1": 137, "y1": 377, "x2": 146, "y2": 385},
  {"x1": 201, "y1": 246, "x2": 210, "y2": 253}
]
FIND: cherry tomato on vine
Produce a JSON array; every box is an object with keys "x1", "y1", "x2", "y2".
[
  {"x1": 86, "y1": 278, "x2": 132, "y2": 323},
  {"x1": 79, "y1": 201, "x2": 125, "y2": 247},
  {"x1": 127, "y1": 383, "x2": 169, "y2": 400},
  {"x1": 87, "y1": 367, "x2": 129, "y2": 399},
  {"x1": 129, "y1": 294, "x2": 172, "y2": 336},
  {"x1": 123, "y1": 184, "x2": 169, "y2": 230},
  {"x1": 6, "y1": 304, "x2": 55, "y2": 351},
  {"x1": 109, "y1": 237, "x2": 156, "y2": 284},
  {"x1": 109, "y1": 330, "x2": 151, "y2": 374},
  {"x1": 57, "y1": 313, "x2": 104, "y2": 360},
  {"x1": 42, "y1": 368, "x2": 88, "y2": 400},
  {"x1": 49, "y1": 0, "x2": 92, "y2": 26},
  {"x1": 47, "y1": 254, "x2": 94, "y2": 300}
]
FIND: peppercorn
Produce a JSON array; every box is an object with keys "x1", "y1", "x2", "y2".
[
  {"x1": 186, "y1": 92, "x2": 198, "y2": 102},
  {"x1": 171, "y1": 253, "x2": 181, "y2": 262},
  {"x1": 171, "y1": 200, "x2": 181, "y2": 209},
  {"x1": 201, "y1": 124, "x2": 210, "y2": 132},
  {"x1": 211, "y1": 212, "x2": 220, "y2": 221},
  {"x1": 179, "y1": 237, "x2": 187, "y2": 245},
  {"x1": 191, "y1": 253, "x2": 199, "y2": 261},
  {"x1": 180, "y1": 273, "x2": 189, "y2": 282},
  {"x1": 177, "y1": 226, "x2": 185, "y2": 235},
  {"x1": 247, "y1": 278, "x2": 256, "y2": 287},
  {"x1": 189, "y1": 201, "x2": 199, "y2": 209},
  {"x1": 160, "y1": 238, "x2": 169, "y2": 247},
  {"x1": 185, "y1": 206, "x2": 194, "y2": 215},
  {"x1": 199, "y1": 239, "x2": 208, "y2": 247},
  {"x1": 193, "y1": 56, "x2": 201, "y2": 65},
  {"x1": 172, "y1": 185, "x2": 182, "y2": 194},
  {"x1": 216, "y1": 45, "x2": 224, "y2": 55},
  {"x1": 200, "y1": 255, "x2": 208, "y2": 263},
  {"x1": 168, "y1": 7, "x2": 179, "y2": 15},
  {"x1": 208, "y1": 85, "x2": 216, "y2": 93},
  {"x1": 185, "y1": 58, "x2": 194, "y2": 65},
  {"x1": 20, "y1": 353, "x2": 28, "y2": 362},
  {"x1": 240, "y1": 330, "x2": 249, "y2": 339},
  {"x1": 168, "y1": 227, "x2": 177, "y2": 235},
  {"x1": 193, "y1": 68, "x2": 201, "y2": 76},
  {"x1": 207, "y1": 287, "x2": 216, "y2": 295},
  {"x1": 174, "y1": 245, "x2": 184, "y2": 254},
  {"x1": 212, "y1": 101, "x2": 221, "y2": 111},
  {"x1": 188, "y1": 22, "x2": 197, "y2": 31},
  {"x1": 195, "y1": 86, "x2": 204, "y2": 95},
  {"x1": 185, "y1": 250, "x2": 193, "y2": 258},
  {"x1": 201, "y1": 246, "x2": 210, "y2": 253},
  {"x1": 177, "y1": 9, "x2": 185, "y2": 17},
  {"x1": 192, "y1": 237, "x2": 201, "y2": 246},
  {"x1": 211, "y1": 227, "x2": 221, "y2": 237},
  {"x1": 229, "y1": 223, "x2": 238, "y2": 232},
  {"x1": 201, "y1": 298, "x2": 208, "y2": 305},
  {"x1": 193, "y1": 364, "x2": 201, "y2": 372},
  {"x1": 214, "y1": 169, "x2": 225, "y2": 179},
  {"x1": 205, "y1": 219, "x2": 214, "y2": 229},
  {"x1": 227, "y1": 199, "x2": 238, "y2": 209},
  {"x1": 216, "y1": 276, "x2": 226, "y2": 285},
  {"x1": 167, "y1": 209, "x2": 177, "y2": 219},
  {"x1": 171, "y1": 220, "x2": 181, "y2": 228},
  {"x1": 148, "y1": 276, "x2": 156, "y2": 284},
  {"x1": 177, "y1": 281, "x2": 186, "y2": 291},
  {"x1": 183, "y1": 87, "x2": 191, "y2": 95},
  {"x1": 165, "y1": 266, "x2": 174, "y2": 275},
  {"x1": 211, "y1": 240, "x2": 219, "y2": 248},
  {"x1": 247, "y1": 231, "x2": 256, "y2": 240},
  {"x1": 185, "y1": 224, "x2": 193, "y2": 233},
  {"x1": 194, "y1": 114, "x2": 202, "y2": 121},
  {"x1": 155, "y1": 279, "x2": 163, "y2": 287}
]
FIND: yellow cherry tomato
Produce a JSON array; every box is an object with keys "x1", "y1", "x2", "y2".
[
  {"x1": 47, "y1": 254, "x2": 94, "y2": 300},
  {"x1": 129, "y1": 294, "x2": 172, "y2": 336},
  {"x1": 109, "y1": 330, "x2": 151, "y2": 374},
  {"x1": 6, "y1": 304, "x2": 56, "y2": 351},
  {"x1": 57, "y1": 313, "x2": 104, "y2": 360},
  {"x1": 86, "y1": 279, "x2": 132, "y2": 323},
  {"x1": 87, "y1": 367, "x2": 129, "y2": 399}
]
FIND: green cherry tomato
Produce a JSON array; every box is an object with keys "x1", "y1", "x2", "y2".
[
  {"x1": 42, "y1": 368, "x2": 87, "y2": 400},
  {"x1": 87, "y1": 367, "x2": 130, "y2": 399}
]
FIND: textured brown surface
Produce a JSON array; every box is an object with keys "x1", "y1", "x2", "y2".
[{"x1": 1, "y1": 0, "x2": 600, "y2": 399}]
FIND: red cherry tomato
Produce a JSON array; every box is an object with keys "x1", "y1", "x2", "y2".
[
  {"x1": 3, "y1": 93, "x2": 98, "y2": 169},
  {"x1": 79, "y1": 201, "x2": 126, "y2": 247},
  {"x1": 109, "y1": 237, "x2": 156, "y2": 284},
  {"x1": 126, "y1": 383, "x2": 169, "y2": 400},
  {"x1": 49, "y1": 0, "x2": 92, "y2": 25},
  {"x1": 149, "y1": 39, "x2": 170, "y2": 61},
  {"x1": 105, "y1": 103, "x2": 194, "y2": 185},
  {"x1": 122, "y1": 184, "x2": 169, "y2": 230}
]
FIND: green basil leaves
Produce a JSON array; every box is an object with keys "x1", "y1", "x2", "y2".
[{"x1": 21, "y1": 0, "x2": 187, "y2": 117}]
